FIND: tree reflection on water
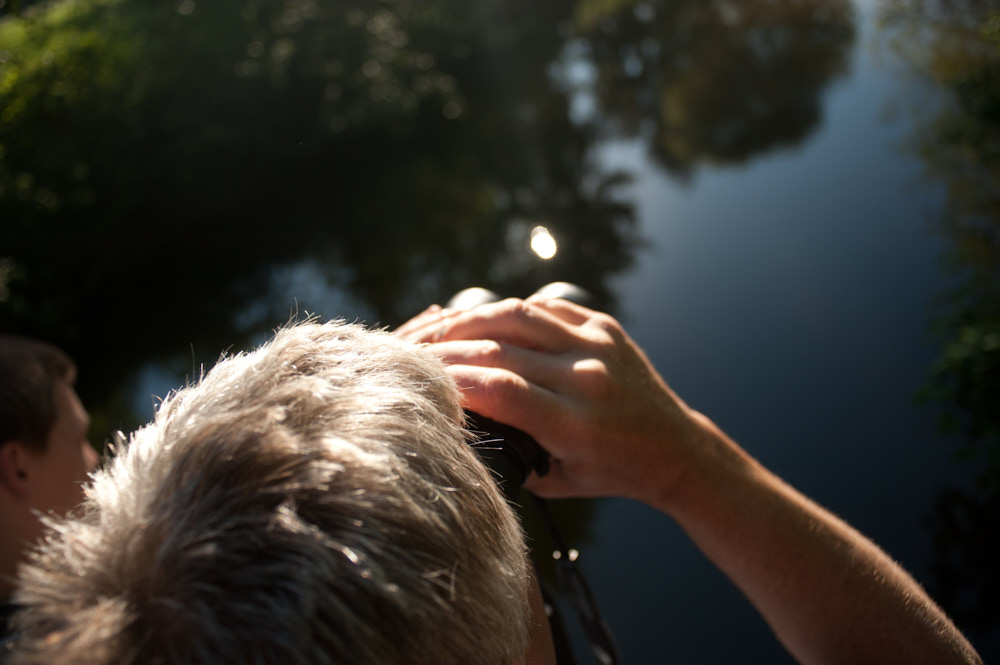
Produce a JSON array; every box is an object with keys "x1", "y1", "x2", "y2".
[
  {"x1": 573, "y1": 0, "x2": 855, "y2": 176},
  {"x1": 0, "y1": 0, "x2": 856, "y2": 435},
  {"x1": 0, "y1": 0, "x2": 633, "y2": 431},
  {"x1": 879, "y1": 0, "x2": 1000, "y2": 640}
]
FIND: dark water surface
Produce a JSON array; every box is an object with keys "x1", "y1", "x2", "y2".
[
  {"x1": 580, "y1": 3, "x2": 992, "y2": 659},
  {"x1": 2, "y1": 0, "x2": 997, "y2": 661}
]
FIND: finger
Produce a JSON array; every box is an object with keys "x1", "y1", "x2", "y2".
[
  {"x1": 438, "y1": 298, "x2": 579, "y2": 353},
  {"x1": 394, "y1": 304, "x2": 441, "y2": 337},
  {"x1": 527, "y1": 298, "x2": 633, "y2": 354},
  {"x1": 426, "y1": 340, "x2": 566, "y2": 392},
  {"x1": 524, "y1": 465, "x2": 578, "y2": 499},
  {"x1": 524, "y1": 295, "x2": 594, "y2": 326},
  {"x1": 525, "y1": 455, "x2": 617, "y2": 500},
  {"x1": 444, "y1": 364, "x2": 569, "y2": 451},
  {"x1": 445, "y1": 364, "x2": 611, "y2": 500},
  {"x1": 395, "y1": 306, "x2": 450, "y2": 342}
]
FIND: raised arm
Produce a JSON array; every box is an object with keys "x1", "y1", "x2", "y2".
[{"x1": 397, "y1": 297, "x2": 982, "y2": 665}]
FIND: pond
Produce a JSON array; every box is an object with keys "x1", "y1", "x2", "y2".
[{"x1": 1, "y1": 0, "x2": 997, "y2": 661}]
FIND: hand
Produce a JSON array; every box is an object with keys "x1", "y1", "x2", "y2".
[
  {"x1": 397, "y1": 297, "x2": 708, "y2": 505},
  {"x1": 398, "y1": 298, "x2": 984, "y2": 665}
]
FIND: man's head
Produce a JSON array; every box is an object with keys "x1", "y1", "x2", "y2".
[
  {"x1": 8, "y1": 322, "x2": 531, "y2": 664},
  {"x1": 0, "y1": 336, "x2": 98, "y2": 598}
]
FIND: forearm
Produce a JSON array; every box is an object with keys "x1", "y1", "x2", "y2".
[{"x1": 654, "y1": 411, "x2": 982, "y2": 665}]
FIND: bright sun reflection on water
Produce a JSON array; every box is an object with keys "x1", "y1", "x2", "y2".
[{"x1": 530, "y1": 225, "x2": 557, "y2": 259}]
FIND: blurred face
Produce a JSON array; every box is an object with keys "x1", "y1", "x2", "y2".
[{"x1": 26, "y1": 379, "x2": 99, "y2": 517}]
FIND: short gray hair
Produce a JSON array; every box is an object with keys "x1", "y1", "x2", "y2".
[{"x1": 10, "y1": 321, "x2": 530, "y2": 665}]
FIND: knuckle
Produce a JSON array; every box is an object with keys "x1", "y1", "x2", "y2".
[
  {"x1": 588, "y1": 312, "x2": 624, "y2": 338},
  {"x1": 572, "y1": 356, "x2": 608, "y2": 379},
  {"x1": 478, "y1": 368, "x2": 524, "y2": 406},
  {"x1": 573, "y1": 357, "x2": 614, "y2": 398},
  {"x1": 476, "y1": 339, "x2": 505, "y2": 367},
  {"x1": 492, "y1": 297, "x2": 533, "y2": 320}
]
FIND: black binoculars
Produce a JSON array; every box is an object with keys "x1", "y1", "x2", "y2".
[{"x1": 465, "y1": 410, "x2": 549, "y2": 502}]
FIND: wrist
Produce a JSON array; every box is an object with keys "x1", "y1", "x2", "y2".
[{"x1": 643, "y1": 408, "x2": 756, "y2": 519}]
